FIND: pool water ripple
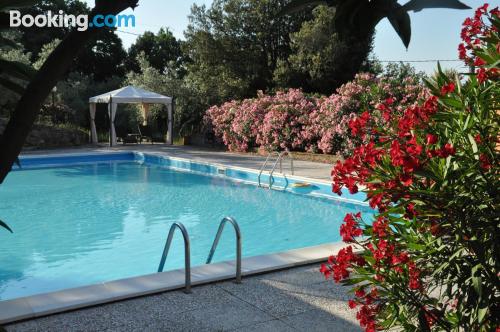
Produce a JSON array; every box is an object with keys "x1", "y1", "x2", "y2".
[{"x1": 0, "y1": 161, "x2": 372, "y2": 300}]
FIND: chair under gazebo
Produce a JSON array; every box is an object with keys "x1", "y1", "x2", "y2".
[{"x1": 89, "y1": 86, "x2": 173, "y2": 146}]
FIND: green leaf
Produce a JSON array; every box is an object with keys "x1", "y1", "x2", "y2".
[
  {"x1": 439, "y1": 97, "x2": 463, "y2": 109},
  {"x1": 387, "y1": 8, "x2": 411, "y2": 48},
  {"x1": 478, "y1": 305, "x2": 488, "y2": 323},
  {"x1": 0, "y1": 59, "x2": 36, "y2": 81},
  {"x1": 342, "y1": 276, "x2": 369, "y2": 285},
  {"x1": 0, "y1": 220, "x2": 13, "y2": 233},
  {"x1": 471, "y1": 264, "x2": 482, "y2": 298},
  {"x1": 403, "y1": 0, "x2": 470, "y2": 12},
  {"x1": 407, "y1": 242, "x2": 426, "y2": 250},
  {"x1": 0, "y1": 77, "x2": 26, "y2": 95},
  {"x1": 467, "y1": 134, "x2": 478, "y2": 154},
  {"x1": 0, "y1": 35, "x2": 18, "y2": 48},
  {"x1": 279, "y1": 0, "x2": 330, "y2": 15}
]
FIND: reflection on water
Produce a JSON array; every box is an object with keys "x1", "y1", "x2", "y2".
[{"x1": 0, "y1": 162, "x2": 373, "y2": 300}]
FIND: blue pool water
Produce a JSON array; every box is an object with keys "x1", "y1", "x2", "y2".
[{"x1": 0, "y1": 154, "x2": 371, "y2": 300}]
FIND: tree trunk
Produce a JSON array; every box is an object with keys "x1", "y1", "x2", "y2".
[{"x1": 0, "y1": 0, "x2": 138, "y2": 183}]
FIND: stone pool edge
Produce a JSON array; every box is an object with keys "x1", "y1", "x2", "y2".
[
  {"x1": 0, "y1": 242, "x2": 347, "y2": 324},
  {"x1": 14, "y1": 150, "x2": 369, "y2": 206},
  {"x1": 2, "y1": 151, "x2": 364, "y2": 324}
]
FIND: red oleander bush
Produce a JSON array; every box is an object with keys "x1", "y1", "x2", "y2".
[{"x1": 321, "y1": 5, "x2": 499, "y2": 331}]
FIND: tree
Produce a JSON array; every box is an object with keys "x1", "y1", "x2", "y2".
[
  {"x1": 14, "y1": 0, "x2": 128, "y2": 81},
  {"x1": 126, "y1": 28, "x2": 184, "y2": 77},
  {"x1": 274, "y1": 5, "x2": 375, "y2": 94},
  {"x1": 0, "y1": 0, "x2": 140, "y2": 183},
  {"x1": 33, "y1": 39, "x2": 61, "y2": 70},
  {"x1": 0, "y1": 31, "x2": 32, "y2": 117},
  {"x1": 127, "y1": 53, "x2": 205, "y2": 136},
  {"x1": 15, "y1": 0, "x2": 90, "y2": 59},
  {"x1": 281, "y1": 0, "x2": 471, "y2": 87},
  {"x1": 75, "y1": 30, "x2": 128, "y2": 80},
  {"x1": 183, "y1": 0, "x2": 311, "y2": 107}
]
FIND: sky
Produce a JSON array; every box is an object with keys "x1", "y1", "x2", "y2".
[{"x1": 84, "y1": 0, "x2": 500, "y2": 74}]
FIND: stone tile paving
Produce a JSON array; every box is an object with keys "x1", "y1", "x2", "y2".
[{"x1": 5, "y1": 265, "x2": 361, "y2": 331}]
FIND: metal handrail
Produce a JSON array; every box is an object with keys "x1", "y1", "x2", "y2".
[
  {"x1": 158, "y1": 222, "x2": 191, "y2": 293},
  {"x1": 268, "y1": 150, "x2": 294, "y2": 189},
  {"x1": 206, "y1": 217, "x2": 242, "y2": 284},
  {"x1": 258, "y1": 151, "x2": 280, "y2": 187}
]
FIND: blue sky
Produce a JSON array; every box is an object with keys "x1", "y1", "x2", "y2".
[{"x1": 84, "y1": 0, "x2": 499, "y2": 73}]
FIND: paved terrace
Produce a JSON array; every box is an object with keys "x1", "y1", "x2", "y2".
[
  {"x1": 6, "y1": 146, "x2": 359, "y2": 331},
  {"x1": 6, "y1": 265, "x2": 360, "y2": 332}
]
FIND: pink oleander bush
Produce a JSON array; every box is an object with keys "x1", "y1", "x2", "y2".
[
  {"x1": 256, "y1": 89, "x2": 316, "y2": 151},
  {"x1": 205, "y1": 96, "x2": 268, "y2": 152},
  {"x1": 307, "y1": 69, "x2": 428, "y2": 156},
  {"x1": 205, "y1": 64, "x2": 428, "y2": 156}
]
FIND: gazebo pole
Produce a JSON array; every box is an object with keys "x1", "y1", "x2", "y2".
[
  {"x1": 167, "y1": 97, "x2": 174, "y2": 145},
  {"x1": 108, "y1": 97, "x2": 112, "y2": 147}
]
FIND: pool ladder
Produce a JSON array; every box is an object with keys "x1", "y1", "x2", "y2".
[
  {"x1": 258, "y1": 150, "x2": 294, "y2": 189},
  {"x1": 157, "y1": 217, "x2": 242, "y2": 293}
]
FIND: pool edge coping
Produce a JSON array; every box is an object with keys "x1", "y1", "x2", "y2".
[
  {"x1": 3, "y1": 150, "x2": 363, "y2": 324},
  {"x1": 16, "y1": 150, "x2": 368, "y2": 206},
  {"x1": 0, "y1": 242, "x2": 348, "y2": 325},
  {"x1": 18, "y1": 150, "x2": 333, "y2": 185}
]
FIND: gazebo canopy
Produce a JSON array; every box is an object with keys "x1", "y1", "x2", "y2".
[
  {"x1": 89, "y1": 86, "x2": 172, "y2": 104},
  {"x1": 88, "y1": 86, "x2": 173, "y2": 146}
]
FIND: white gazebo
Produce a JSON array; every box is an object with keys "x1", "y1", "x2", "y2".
[{"x1": 89, "y1": 86, "x2": 173, "y2": 146}]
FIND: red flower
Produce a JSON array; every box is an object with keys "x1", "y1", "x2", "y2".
[
  {"x1": 326, "y1": 246, "x2": 364, "y2": 283},
  {"x1": 345, "y1": 177, "x2": 359, "y2": 194},
  {"x1": 391, "y1": 252, "x2": 409, "y2": 266},
  {"x1": 390, "y1": 140, "x2": 404, "y2": 167},
  {"x1": 474, "y1": 134, "x2": 482, "y2": 143},
  {"x1": 426, "y1": 133, "x2": 438, "y2": 145},
  {"x1": 438, "y1": 143, "x2": 456, "y2": 158},
  {"x1": 402, "y1": 157, "x2": 421, "y2": 173},
  {"x1": 478, "y1": 3, "x2": 489, "y2": 14},
  {"x1": 340, "y1": 213, "x2": 363, "y2": 242},
  {"x1": 400, "y1": 173, "x2": 413, "y2": 187},
  {"x1": 332, "y1": 182, "x2": 342, "y2": 196},
  {"x1": 372, "y1": 216, "x2": 389, "y2": 238},
  {"x1": 405, "y1": 203, "x2": 417, "y2": 217},
  {"x1": 369, "y1": 193, "x2": 384, "y2": 209},
  {"x1": 479, "y1": 154, "x2": 491, "y2": 170},
  {"x1": 355, "y1": 288, "x2": 366, "y2": 298},
  {"x1": 348, "y1": 299, "x2": 357, "y2": 309},
  {"x1": 458, "y1": 43, "x2": 467, "y2": 59},
  {"x1": 474, "y1": 57, "x2": 486, "y2": 66},
  {"x1": 477, "y1": 67, "x2": 487, "y2": 83},
  {"x1": 440, "y1": 82, "x2": 455, "y2": 95},
  {"x1": 320, "y1": 263, "x2": 331, "y2": 279},
  {"x1": 408, "y1": 261, "x2": 421, "y2": 290}
]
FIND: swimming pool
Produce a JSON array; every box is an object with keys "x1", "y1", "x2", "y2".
[{"x1": 0, "y1": 152, "x2": 371, "y2": 303}]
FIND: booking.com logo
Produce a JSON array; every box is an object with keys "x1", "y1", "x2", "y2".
[{"x1": 9, "y1": 10, "x2": 135, "y2": 31}]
